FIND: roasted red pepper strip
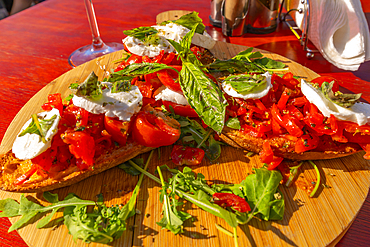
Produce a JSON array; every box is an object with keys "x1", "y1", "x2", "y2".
[
  {"x1": 14, "y1": 165, "x2": 38, "y2": 185},
  {"x1": 213, "y1": 193, "x2": 251, "y2": 213}
]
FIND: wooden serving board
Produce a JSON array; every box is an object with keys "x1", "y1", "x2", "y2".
[{"x1": 1, "y1": 41, "x2": 370, "y2": 247}]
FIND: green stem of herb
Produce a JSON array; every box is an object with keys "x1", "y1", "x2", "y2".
[
  {"x1": 266, "y1": 68, "x2": 289, "y2": 72},
  {"x1": 233, "y1": 227, "x2": 239, "y2": 247},
  {"x1": 286, "y1": 162, "x2": 304, "y2": 187},
  {"x1": 32, "y1": 114, "x2": 46, "y2": 143},
  {"x1": 215, "y1": 223, "x2": 233, "y2": 237},
  {"x1": 196, "y1": 129, "x2": 212, "y2": 148},
  {"x1": 157, "y1": 166, "x2": 165, "y2": 187},
  {"x1": 129, "y1": 160, "x2": 161, "y2": 184},
  {"x1": 308, "y1": 160, "x2": 321, "y2": 197}
]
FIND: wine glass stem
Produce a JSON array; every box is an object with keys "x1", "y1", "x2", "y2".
[{"x1": 84, "y1": 0, "x2": 104, "y2": 49}]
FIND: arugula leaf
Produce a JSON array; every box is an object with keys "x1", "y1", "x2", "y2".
[
  {"x1": 0, "y1": 193, "x2": 96, "y2": 232},
  {"x1": 156, "y1": 167, "x2": 191, "y2": 234},
  {"x1": 18, "y1": 114, "x2": 58, "y2": 143},
  {"x1": 119, "y1": 158, "x2": 144, "y2": 176},
  {"x1": 0, "y1": 151, "x2": 154, "y2": 244},
  {"x1": 224, "y1": 74, "x2": 267, "y2": 94},
  {"x1": 74, "y1": 72, "x2": 103, "y2": 99},
  {"x1": 123, "y1": 26, "x2": 159, "y2": 43},
  {"x1": 240, "y1": 168, "x2": 284, "y2": 221}
]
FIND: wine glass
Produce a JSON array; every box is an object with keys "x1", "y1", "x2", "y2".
[{"x1": 68, "y1": 0, "x2": 124, "y2": 67}]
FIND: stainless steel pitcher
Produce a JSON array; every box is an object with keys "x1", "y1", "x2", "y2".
[{"x1": 210, "y1": 0, "x2": 279, "y2": 36}]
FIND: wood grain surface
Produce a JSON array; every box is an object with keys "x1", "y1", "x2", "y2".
[{"x1": 1, "y1": 40, "x2": 370, "y2": 247}]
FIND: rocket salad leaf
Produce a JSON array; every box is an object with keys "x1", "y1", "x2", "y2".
[{"x1": 0, "y1": 151, "x2": 155, "y2": 244}]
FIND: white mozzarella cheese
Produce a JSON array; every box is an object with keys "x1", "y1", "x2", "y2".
[
  {"x1": 301, "y1": 79, "x2": 370, "y2": 126},
  {"x1": 155, "y1": 86, "x2": 189, "y2": 105},
  {"x1": 72, "y1": 82, "x2": 143, "y2": 122},
  {"x1": 12, "y1": 108, "x2": 61, "y2": 160},
  {"x1": 123, "y1": 23, "x2": 216, "y2": 57},
  {"x1": 221, "y1": 72, "x2": 272, "y2": 100}
]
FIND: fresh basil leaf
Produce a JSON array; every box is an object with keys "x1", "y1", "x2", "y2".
[
  {"x1": 225, "y1": 117, "x2": 241, "y2": 130},
  {"x1": 18, "y1": 114, "x2": 58, "y2": 143},
  {"x1": 233, "y1": 47, "x2": 262, "y2": 61},
  {"x1": 205, "y1": 59, "x2": 248, "y2": 73},
  {"x1": 111, "y1": 80, "x2": 132, "y2": 93},
  {"x1": 254, "y1": 57, "x2": 286, "y2": 70},
  {"x1": 225, "y1": 74, "x2": 267, "y2": 94},
  {"x1": 74, "y1": 72, "x2": 103, "y2": 99},
  {"x1": 123, "y1": 26, "x2": 158, "y2": 43},
  {"x1": 110, "y1": 63, "x2": 179, "y2": 77},
  {"x1": 160, "y1": 11, "x2": 205, "y2": 34},
  {"x1": 233, "y1": 48, "x2": 287, "y2": 71},
  {"x1": 179, "y1": 61, "x2": 227, "y2": 133},
  {"x1": 321, "y1": 81, "x2": 362, "y2": 108},
  {"x1": 69, "y1": 83, "x2": 79, "y2": 89}
]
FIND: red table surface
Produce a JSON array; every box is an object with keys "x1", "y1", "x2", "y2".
[{"x1": 0, "y1": 0, "x2": 370, "y2": 246}]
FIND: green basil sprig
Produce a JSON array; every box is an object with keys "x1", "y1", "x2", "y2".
[{"x1": 167, "y1": 26, "x2": 227, "y2": 133}]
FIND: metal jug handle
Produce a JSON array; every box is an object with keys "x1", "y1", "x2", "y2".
[{"x1": 221, "y1": 0, "x2": 250, "y2": 36}]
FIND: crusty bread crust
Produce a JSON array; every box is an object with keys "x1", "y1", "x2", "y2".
[
  {"x1": 221, "y1": 126, "x2": 362, "y2": 160},
  {"x1": 0, "y1": 142, "x2": 153, "y2": 192},
  {"x1": 0, "y1": 125, "x2": 362, "y2": 192}
]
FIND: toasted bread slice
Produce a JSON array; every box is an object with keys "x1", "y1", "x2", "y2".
[
  {"x1": 0, "y1": 142, "x2": 153, "y2": 192},
  {"x1": 221, "y1": 126, "x2": 362, "y2": 160}
]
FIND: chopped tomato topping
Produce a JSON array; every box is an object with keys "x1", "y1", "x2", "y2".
[
  {"x1": 213, "y1": 192, "x2": 251, "y2": 213},
  {"x1": 171, "y1": 145, "x2": 205, "y2": 166},
  {"x1": 132, "y1": 106, "x2": 181, "y2": 147}
]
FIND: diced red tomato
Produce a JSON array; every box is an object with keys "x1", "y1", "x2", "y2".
[
  {"x1": 360, "y1": 143, "x2": 370, "y2": 159},
  {"x1": 212, "y1": 192, "x2": 251, "y2": 213},
  {"x1": 132, "y1": 106, "x2": 181, "y2": 147},
  {"x1": 266, "y1": 156, "x2": 284, "y2": 170},
  {"x1": 171, "y1": 145, "x2": 205, "y2": 166},
  {"x1": 259, "y1": 141, "x2": 284, "y2": 170},
  {"x1": 157, "y1": 65, "x2": 182, "y2": 92},
  {"x1": 104, "y1": 116, "x2": 130, "y2": 146},
  {"x1": 311, "y1": 76, "x2": 340, "y2": 92},
  {"x1": 271, "y1": 73, "x2": 296, "y2": 90},
  {"x1": 295, "y1": 134, "x2": 319, "y2": 153},
  {"x1": 277, "y1": 88, "x2": 291, "y2": 110},
  {"x1": 62, "y1": 131, "x2": 95, "y2": 169},
  {"x1": 260, "y1": 141, "x2": 274, "y2": 164},
  {"x1": 41, "y1": 93, "x2": 64, "y2": 115},
  {"x1": 162, "y1": 100, "x2": 198, "y2": 117}
]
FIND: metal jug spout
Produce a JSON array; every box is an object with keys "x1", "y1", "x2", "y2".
[{"x1": 221, "y1": 0, "x2": 249, "y2": 36}]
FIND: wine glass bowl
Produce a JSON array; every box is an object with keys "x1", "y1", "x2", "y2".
[{"x1": 68, "y1": 0, "x2": 124, "y2": 67}]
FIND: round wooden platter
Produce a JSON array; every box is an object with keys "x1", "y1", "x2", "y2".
[{"x1": 1, "y1": 40, "x2": 370, "y2": 247}]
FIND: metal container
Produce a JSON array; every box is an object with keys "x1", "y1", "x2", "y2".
[
  {"x1": 209, "y1": 0, "x2": 223, "y2": 27},
  {"x1": 221, "y1": 0, "x2": 249, "y2": 36},
  {"x1": 246, "y1": 0, "x2": 279, "y2": 34},
  {"x1": 212, "y1": 0, "x2": 279, "y2": 36}
]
